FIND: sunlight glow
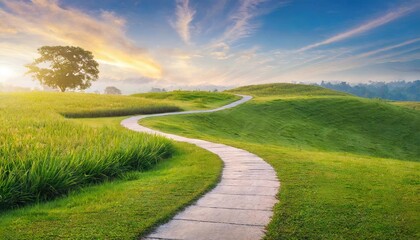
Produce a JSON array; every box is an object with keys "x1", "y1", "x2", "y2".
[{"x1": 0, "y1": 66, "x2": 15, "y2": 82}]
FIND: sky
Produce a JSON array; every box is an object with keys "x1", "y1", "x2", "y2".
[{"x1": 0, "y1": 0, "x2": 419, "y2": 93}]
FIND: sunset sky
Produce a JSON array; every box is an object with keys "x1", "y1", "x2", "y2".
[{"x1": 0, "y1": 0, "x2": 419, "y2": 93}]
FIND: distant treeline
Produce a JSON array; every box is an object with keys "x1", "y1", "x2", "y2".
[{"x1": 317, "y1": 80, "x2": 420, "y2": 101}]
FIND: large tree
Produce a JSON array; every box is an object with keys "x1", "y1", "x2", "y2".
[{"x1": 26, "y1": 46, "x2": 99, "y2": 92}]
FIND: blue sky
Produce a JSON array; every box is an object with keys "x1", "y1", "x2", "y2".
[{"x1": 0, "y1": 0, "x2": 419, "y2": 93}]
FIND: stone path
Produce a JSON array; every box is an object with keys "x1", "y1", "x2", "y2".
[{"x1": 121, "y1": 95, "x2": 279, "y2": 240}]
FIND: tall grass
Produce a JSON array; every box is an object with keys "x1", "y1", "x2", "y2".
[
  {"x1": 62, "y1": 105, "x2": 180, "y2": 118},
  {"x1": 0, "y1": 92, "x2": 176, "y2": 210}
]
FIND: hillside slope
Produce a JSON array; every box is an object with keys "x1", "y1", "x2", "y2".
[
  {"x1": 133, "y1": 91, "x2": 240, "y2": 110},
  {"x1": 142, "y1": 83, "x2": 420, "y2": 239}
]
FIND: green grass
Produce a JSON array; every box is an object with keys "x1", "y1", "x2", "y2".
[
  {"x1": 142, "y1": 83, "x2": 420, "y2": 239},
  {"x1": 133, "y1": 90, "x2": 241, "y2": 110},
  {"x1": 0, "y1": 92, "x2": 181, "y2": 210},
  {"x1": 18, "y1": 91, "x2": 182, "y2": 118},
  {"x1": 228, "y1": 83, "x2": 349, "y2": 97},
  {"x1": 0, "y1": 141, "x2": 222, "y2": 239},
  {"x1": 391, "y1": 101, "x2": 420, "y2": 111},
  {"x1": 0, "y1": 90, "x2": 233, "y2": 238}
]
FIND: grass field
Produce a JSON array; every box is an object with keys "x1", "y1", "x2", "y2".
[
  {"x1": 0, "y1": 140, "x2": 222, "y2": 239},
  {"x1": 0, "y1": 91, "x2": 236, "y2": 211},
  {"x1": 0, "y1": 90, "x2": 233, "y2": 239},
  {"x1": 0, "y1": 92, "x2": 180, "y2": 210},
  {"x1": 142, "y1": 83, "x2": 420, "y2": 239},
  {"x1": 133, "y1": 90, "x2": 241, "y2": 110},
  {"x1": 391, "y1": 101, "x2": 420, "y2": 111},
  {"x1": 3, "y1": 87, "x2": 418, "y2": 239}
]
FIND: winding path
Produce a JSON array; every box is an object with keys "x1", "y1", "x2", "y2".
[{"x1": 121, "y1": 95, "x2": 279, "y2": 240}]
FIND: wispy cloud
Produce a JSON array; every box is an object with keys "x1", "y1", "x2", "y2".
[
  {"x1": 0, "y1": 0, "x2": 162, "y2": 78},
  {"x1": 282, "y1": 38, "x2": 420, "y2": 81},
  {"x1": 221, "y1": 0, "x2": 266, "y2": 44},
  {"x1": 376, "y1": 46, "x2": 420, "y2": 63},
  {"x1": 355, "y1": 38, "x2": 420, "y2": 59},
  {"x1": 1, "y1": 0, "x2": 418, "y2": 92},
  {"x1": 173, "y1": 0, "x2": 195, "y2": 44},
  {"x1": 205, "y1": 0, "x2": 285, "y2": 60},
  {"x1": 297, "y1": 4, "x2": 419, "y2": 52}
]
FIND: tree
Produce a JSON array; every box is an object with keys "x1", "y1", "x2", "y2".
[
  {"x1": 26, "y1": 46, "x2": 99, "y2": 92},
  {"x1": 104, "y1": 86, "x2": 122, "y2": 95},
  {"x1": 150, "y1": 87, "x2": 166, "y2": 92}
]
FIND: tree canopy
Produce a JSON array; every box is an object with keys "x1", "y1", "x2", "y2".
[
  {"x1": 318, "y1": 80, "x2": 420, "y2": 101},
  {"x1": 104, "y1": 86, "x2": 122, "y2": 95},
  {"x1": 26, "y1": 46, "x2": 99, "y2": 92}
]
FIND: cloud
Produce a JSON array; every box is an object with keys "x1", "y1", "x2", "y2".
[
  {"x1": 0, "y1": 21, "x2": 17, "y2": 34},
  {"x1": 355, "y1": 38, "x2": 420, "y2": 59},
  {"x1": 209, "y1": 42, "x2": 232, "y2": 59},
  {"x1": 219, "y1": 0, "x2": 288, "y2": 44},
  {"x1": 0, "y1": 0, "x2": 162, "y2": 78},
  {"x1": 1, "y1": 0, "x2": 418, "y2": 91},
  {"x1": 277, "y1": 38, "x2": 420, "y2": 82},
  {"x1": 297, "y1": 4, "x2": 419, "y2": 52},
  {"x1": 172, "y1": 0, "x2": 195, "y2": 44},
  {"x1": 204, "y1": 0, "x2": 286, "y2": 60},
  {"x1": 377, "y1": 47, "x2": 420, "y2": 63},
  {"x1": 220, "y1": 0, "x2": 266, "y2": 44},
  {"x1": 100, "y1": 77, "x2": 155, "y2": 85}
]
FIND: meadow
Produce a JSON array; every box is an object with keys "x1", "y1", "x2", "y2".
[
  {"x1": 133, "y1": 90, "x2": 241, "y2": 110},
  {"x1": 0, "y1": 92, "x2": 183, "y2": 210},
  {"x1": 1, "y1": 86, "x2": 418, "y2": 239},
  {"x1": 0, "y1": 140, "x2": 222, "y2": 239},
  {"x1": 142, "y1": 83, "x2": 420, "y2": 239},
  {"x1": 0, "y1": 90, "x2": 235, "y2": 239},
  {"x1": 0, "y1": 91, "x2": 236, "y2": 210},
  {"x1": 391, "y1": 101, "x2": 420, "y2": 111}
]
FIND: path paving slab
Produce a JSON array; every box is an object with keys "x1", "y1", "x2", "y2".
[
  {"x1": 121, "y1": 95, "x2": 279, "y2": 240},
  {"x1": 146, "y1": 220, "x2": 266, "y2": 240},
  {"x1": 174, "y1": 206, "x2": 273, "y2": 226},
  {"x1": 195, "y1": 193, "x2": 277, "y2": 210},
  {"x1": 219, "y1": 179, "x2": 279, "y2": 188},
  {"x1": 211, "y1": 185, "x2": 278, "y2": 196}
]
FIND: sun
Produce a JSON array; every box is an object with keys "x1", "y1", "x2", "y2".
[{"x1": 0, "y1": 66, "x2": 16, "y2": 81}]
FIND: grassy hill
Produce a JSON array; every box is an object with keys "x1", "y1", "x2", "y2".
[
  {"x1": 1, "y1": 87, "x2": 418, "y2": 239},
  {"x1": 228, "y1": 83, "x2": 349, "y2": 97},
  {"x1": 0, "y1": 91, "x2": 235, "y2": 239},
  {"x1": 142, "y1": 83, "x2": 420, "y2": 239},
  {"x1": 133, "y1": 90, "x2": 240, "y2": 110},
  {"x1": 391, "y1": 101, "x2": 420, "y2": 111}
]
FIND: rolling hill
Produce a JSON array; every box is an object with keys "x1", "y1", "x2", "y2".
[{"x1": 142, "y1": 83, "x2": 420, "y2": 239}]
